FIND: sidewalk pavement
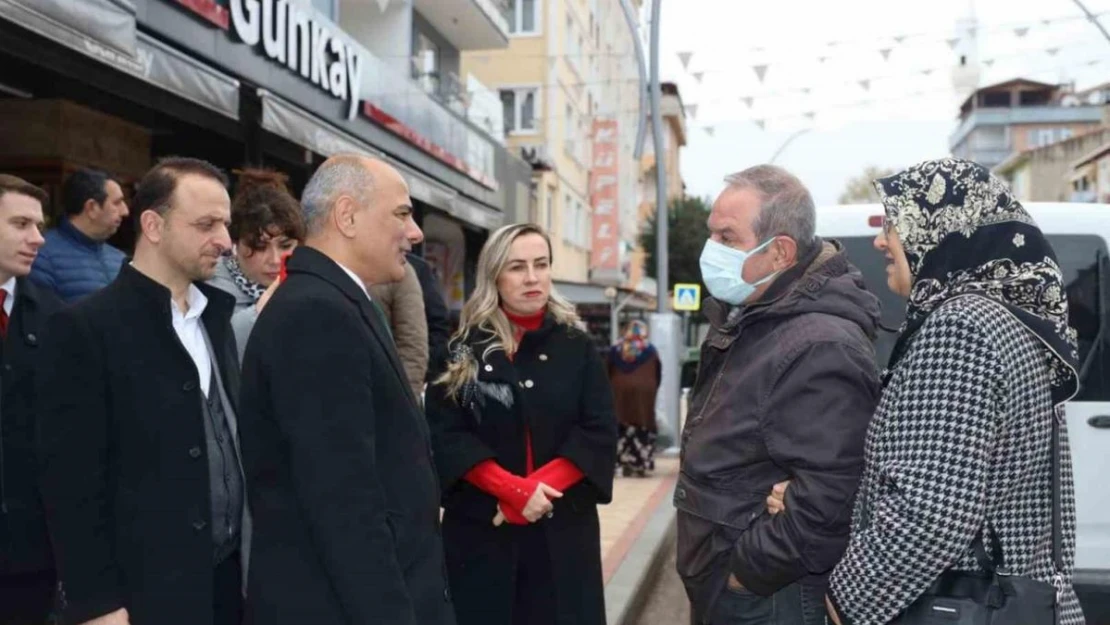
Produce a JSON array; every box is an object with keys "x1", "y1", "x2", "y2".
[{"x1": 601, "y1": 455, "x2": 680, "y2": 625}]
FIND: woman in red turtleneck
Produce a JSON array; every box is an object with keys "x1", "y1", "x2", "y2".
[{"x1": 425, "y1": 224, "x2": 617, "y2": 625}]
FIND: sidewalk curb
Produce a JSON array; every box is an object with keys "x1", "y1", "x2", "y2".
[{"x1": 604, "y1": 480, "x2": 678, "y2": 625}]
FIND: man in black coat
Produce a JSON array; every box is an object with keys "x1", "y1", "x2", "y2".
[
  {"x1": 406, "y1": 251, "x2": 451, "y2": 380},
  {"x1": 0, "y1": 175, "x2": 63, "y2": 624},
  {"x1": 37, "y1": 158, "x2": 247, "y2": 625},
  {"x1": 239, "y1": 155, "x2": 455, "y2": 625}
]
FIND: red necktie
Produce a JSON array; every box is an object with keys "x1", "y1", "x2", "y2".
[{"x1": 0, "y1": 289, "x2": 8, "y2": 338}]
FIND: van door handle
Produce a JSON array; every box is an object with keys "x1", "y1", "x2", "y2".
[{"x1": 1088, "y1": 415, "x2": 1110, "y2": 429}]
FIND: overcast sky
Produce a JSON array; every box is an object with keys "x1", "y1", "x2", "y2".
[{"x1": 654, "y1": 0, "x2": 1110, "y2": 205}]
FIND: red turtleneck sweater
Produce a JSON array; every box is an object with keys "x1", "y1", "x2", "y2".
[{"x1": 463, "y1": 307, "x2": 585, "y2": 525}]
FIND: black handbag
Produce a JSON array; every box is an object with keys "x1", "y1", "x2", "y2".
[{"x1": 877, "y1": 412, "x2": 1065, "y2": 625}]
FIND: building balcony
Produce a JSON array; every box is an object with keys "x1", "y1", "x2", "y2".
[
  {"x1": 412, "y1": 0, "x2": 511, "y2": 51},
  {"x1": 358, "y1": 42, "x2": 500, "y2": 190},
  {"x1": 949, "y1": 105, "x2": 1104, "y2": 151}
]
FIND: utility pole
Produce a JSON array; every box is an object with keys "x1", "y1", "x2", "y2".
[{"x1": 644, "y1": 0, "x2": 682, "y2": 451}]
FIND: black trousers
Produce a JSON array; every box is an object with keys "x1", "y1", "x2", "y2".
[
  {"x1": 511, "y1": 526, "x2": 556, "y2": 625},
  {"x1": 0, "y1": 569, "x2": 55, "y2": 625},
  {"x1": 214, "y1": 551, "x2": 243, "y2": 625}
]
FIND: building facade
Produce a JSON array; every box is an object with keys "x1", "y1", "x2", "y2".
[
  {"x1": 0, "y1": 0, "x2": 532, "y2": 315},
  {"x1": 993, "y1": 127, "x2": 1110, "y2": 202},
  {"x1": 949, "y1": 78, "x2": 1105, "y2": 170}
]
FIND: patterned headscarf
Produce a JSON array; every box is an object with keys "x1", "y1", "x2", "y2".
[
  {"x1": 610, "y1": 320, "x2": 656, "y2": 372},
  {"x1": 875, "y1": 158, "x2": 1079, "y2": 406},
  {"x1": 224, "y1": 255, "x2": 267, "y2": 302}
]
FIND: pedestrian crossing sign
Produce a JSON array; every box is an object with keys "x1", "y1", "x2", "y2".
[{"x1": 673, "y1": 283, "x2": 701, "y2": 311}]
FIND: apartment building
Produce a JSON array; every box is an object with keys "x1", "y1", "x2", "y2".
[
  {"x1": 950, "y1": 78, "x2": 1106, "y2": 170},
  {"x1": 461, "y1": 0, "x2": 643, "y2": 293}
]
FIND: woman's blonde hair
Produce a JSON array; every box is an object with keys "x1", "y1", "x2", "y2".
[{"x1": 436, "y1": 223, "x2": 581, "y2": 399}]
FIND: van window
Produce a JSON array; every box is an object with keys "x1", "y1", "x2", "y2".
[{"x1": 838, "y1": 235, "x2": 1110, "y2": 401}]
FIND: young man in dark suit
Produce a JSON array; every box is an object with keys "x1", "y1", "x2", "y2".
[
  {"x1": 238, "y1": 155, "x2": 455, "y2": 625},
  {"x1": 37, "y1": 158, "x2": 247, "y2": 625},
  {"x1": 0, "y1": 175, "x2": 62, "y2": 624}
]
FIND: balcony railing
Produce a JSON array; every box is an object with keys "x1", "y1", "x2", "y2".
[{"x1": 949, "y1": 105, "x2": 1104, "y2": 151}]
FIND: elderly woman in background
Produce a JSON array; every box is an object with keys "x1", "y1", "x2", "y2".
[
  {"x1": 425, "y1": 223, "x2": 617, "y2": 625},
  {"x1": 208, "y1": 168, "x2": 304, "y2": 360},
  {"x1": 768, "y1": 159, "x2": 1086, "y2": 625},
  {"x1": 608, "y1": 320, "x2": 661, "y2": 477}
]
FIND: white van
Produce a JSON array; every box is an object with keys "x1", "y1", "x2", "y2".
[{"x1": 817, "y1": 202, "x2": 1110, "y2": 613}]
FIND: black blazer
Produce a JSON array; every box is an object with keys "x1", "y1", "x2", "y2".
[
  {"x1": 36, "y1": 264, "x2": 241, "y2": 625},
  {"x1": 406, "y1": 253, "x2": 451, "y2": 381},
  {"x1": 424, "y1": 317, "x2": 617, "y2": 625},
  {"x1": 0, "y1": 278, "x2": 61, "y2": 576},
  {"x1": 238, "y1": 247, "x2": 454, "y2": 625}
]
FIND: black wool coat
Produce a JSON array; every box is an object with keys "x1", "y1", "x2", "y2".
[
  {"x1": 238, "y1": 247, "x2": 454, "y2": 625},
  {"x1": 36, "y1": 265, "x2": 242, "y2": 625},
  {"x1": 424, "y1": 317, "x2": 618, "y2": 625},
  {"x1": 0, "y1": 278, "x2": 62, "y2": 577}
]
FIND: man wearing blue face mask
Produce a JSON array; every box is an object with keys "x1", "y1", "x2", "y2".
[{"x1": 675, "y1": 165, "x2": 881, "y2": 625}]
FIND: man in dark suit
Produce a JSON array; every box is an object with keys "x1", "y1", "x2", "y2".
[
  {"x1": 37, "y1": 158, "x2": 247, "y2": 625},
  {"x1": 0, "y1": 175, "x2": 62, "y2": 625},
  {"x1": 239, "y1": 155, "x2": 455, "y2": 625}
]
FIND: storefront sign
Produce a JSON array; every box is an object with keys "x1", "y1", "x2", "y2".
[
  {"x1": 590, "y1": 118, "x2": 621, "y2": 274},
  {"x1": 229, "y1": 0, "x2": 362, "y2": 121}
]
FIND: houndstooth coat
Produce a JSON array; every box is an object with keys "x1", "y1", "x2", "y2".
[{"x1": 828, "y1": 295, "x2": 1085, "y2": 625}]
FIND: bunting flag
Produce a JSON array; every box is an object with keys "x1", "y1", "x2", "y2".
[
  {"x1": 801, "y1": 87, "x2": 811, "y2": 94},
  {"x1": 687, "y1": 104, "x2": 698, "y2": 119},
  {"x1": 804, "y1": 111, "x2": 816, "y2": 121},
  {"x1": 677, "y1": 51, "x2": 693, "y2": 70},
  {"x1": 1015, "y1": 27, "x2": 1030, "y2": 37},
  {"x1": 742, "y1": 97, "x2": 754, "y2": 108},
  {"x1": 693, "y1": 72, "x2": 705, "y2": 83},
  {"x1": 1047, "y1": 47, "x2": 1060, "y2": 56},
  {"x1": 704, "y1": 126, "x2": 715, "y2": 137},
  {"x1": 753, "y1": 64, "x2": 768, "y2": 82},
  {"x1": 818, "y1": 56, "x2": 828, "y2": 63},
  {"x1": 880, "y1": 48, "x2": 892, "y2": 61},
  {"x1": 922, "y1": 68, "x2": 934, "y2": 75},
  {"x1": 983, "y1": 59, "x2": 995, "y2": 67},
  {"x1": 947, "y1": 38, "x2": 960, "y2": 49},
  {"x1": 894, "y1": 35, "x2": 906, "y2": 44},
  {"x1": 754, "y1": 120, "x2": 766, "y2": 130},
  {"x1": 374, "y1": 0, "x2": 391, "y2": 11},
  {"x1": 859, "y1": 79, "x2": 871, "y2": 91},
  {"x1": 1090, "y1": 59, "x2": 1101, "y2": 65}
]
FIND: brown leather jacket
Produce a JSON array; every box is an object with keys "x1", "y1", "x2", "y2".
[{"x1": 369, "y1": 262, "x2": 428, "y2": 400}]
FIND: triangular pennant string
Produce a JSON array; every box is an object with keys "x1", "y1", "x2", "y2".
[
  {"x1": 753, "y1": 64, "x2": 769, "y2": 82},
  {"x1": 693, "y1": 72, "x2": 704, "y2": 83},
  {"x1": 1014, "y1": 27, "x2": 1029, "y2": 37},
  {"x1": 703, "y1": 126, "x2": 715, "y2": 137},
  {"x1": 677, "y1": 52, "x2": 693, "y2": 70},
  {"x1": 754, "y1": 120, "x2": 765, "y2": 130},
  {"x1": 859, "y1": 79, "x2": 871, "y2": 91},
  {"x1": 880, "y1": 48, "x2": 892, "y2": 61},
  {"x1": 686, "y1": 104, "x2": 698, "y2": 119},
  {"x1": 947, "y1": 38, "x2": 960, "y2": 49},
  {"x1": 742, "y1": 97, "x2": 754, "y2": 108}
]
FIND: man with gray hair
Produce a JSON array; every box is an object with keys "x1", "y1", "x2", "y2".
[
  {"x1": 676, "y1": 165, "x2": 881, "y2": 625},
  {"x1": 237, "y1": 155, "x2": 455, "y2": 625}
]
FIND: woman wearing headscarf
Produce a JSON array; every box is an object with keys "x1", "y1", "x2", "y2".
[
  {"x1": 425, "y1": 223, "x2": 617, "y2": 625},
  {"x1": 208, "y1": 168, "x2": 305, "y2": 360},
  {"x1": 608, "y1": 319, "x2": 661, "y2": 477},
  {"x1": 768, "y1": 158, "x2": 1086, "y2": 625}
]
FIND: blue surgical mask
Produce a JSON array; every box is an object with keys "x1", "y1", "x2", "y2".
[{"x1": 699, "y1": 238, "x2": 778, "y2": 305}]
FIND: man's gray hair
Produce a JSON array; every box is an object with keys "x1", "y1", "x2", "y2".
[
  {"x1": 300, "y1": 156, "x2": 375, "y2": 235},
  {"x1": 724, "y1": 165, "x2": 817, "y2": 256}
]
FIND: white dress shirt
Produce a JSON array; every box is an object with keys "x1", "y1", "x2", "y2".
[
  {"x1": 171, "y1": 284, "x2": 213, "y2": 397},
  {"x1": 336, "y1": 262, "x2": 372, "y2": 302},
  {"x1": 1, "y1": 276, "x2": 15, "y2": 317}
]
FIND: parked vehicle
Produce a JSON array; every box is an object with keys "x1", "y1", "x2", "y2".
[{"x1": 818, "y1": 202, "x2": 1110, "y2": 619}]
